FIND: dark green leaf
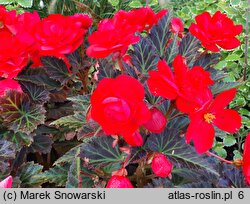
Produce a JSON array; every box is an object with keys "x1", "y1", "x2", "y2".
[
  {"x1": 149, "y1": 13, "x2": 172, "y2": 57},
  {"x1": 146, "y1": 117, "x2": 219, "y2": 175},
  {"x1": 179, "y1": 33, "x2": 201, "y2": 66},
  {"x1": 193, "y1": 53, "x2": 221, "y2": 70},
  {"x1": 41, "y1": 164, "x2": 70, "y2": 187},
  {"x1": 211, "y1": 81, "x2": 243, "y2": 95},
  {"x1": 53, "y1": 144, "x2": 82, "y2": 166},
  {"x1": 0, "y1": 91, "x2": 46, "y2": 134},
  {"x1": 41, "y1": 56, "x2": 71, "y2": 85},
  {"x1": 0, "y1": 139, "x2": 16, "y2": 160},
  {"x1": 0, "y1": 139, "x2": 16, "y2": 172},
  {"x1": 17, "y1": 67, "x2": 61, "y2": 91},
  {"x1": 131, "y1": 37, "x2": 159, "y2": 75},
  {"x1": 180, "y1": 181, "x2": 213, "y2": 188},
  {"x1": 17, "y1": 161, "x2": 45, "y2": 187},
  {"x1": 66, "y1": 158, "x2": 80, "y2": 188},
  {"x1": 164, "y1": 35, "x2": 179, "y2": 64},
  {"x1": 144, "y1": 178, "x2": 174, "y2": 188},
  {"x1": 98, "y1": 58, "x2": 121, "y2": 80},
  {"x1": 80, "y1": 136, "x2": 126, "y2": 167},
  {"x1": 28, "y1": 134, "x2": 53, "y2": 154},
  {"x1": 218, "y1": 164, "x2": 247, "y2": 188},
  {"x1": 20, "y1": 81, "x2": 50, "y2": 104}
]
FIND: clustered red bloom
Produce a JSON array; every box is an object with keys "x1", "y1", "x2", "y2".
[
  {"x1": 86, "y1": 7, "x2": 169, "y2": 59},
  {"x1": 189, "y1": 11, "x2": 243, "y2": 52},
  {"x1": 90, "y1": 75, "x2": 151, "y2": 146},
  {"x1": 146, "y1": 55, "x2": 242, "y2": 154},
  {"x1": 243, "y1": 132, "x2": 250, "y2": 185},
  {"x1": 147, "y1": 55, "x2": 214, "y2": 114},
  {"x1": 0, "y1": 5, "x2": 92, "y2": 96},
  {"x1": 0, "y1": 6, "x2": 92, "y2": 75},
  {"x1": 151, "y1": 153, "x2": 173, "y2": 177},
  {"x1": 34, "y1": 14, "x2": 92, "y2": 61},
  {"x1": 0, "y1": 176, "x2": 12, "y2": 188},
  {"x1": 106, "y1": 175, "x2": 133, "y2": 188}
]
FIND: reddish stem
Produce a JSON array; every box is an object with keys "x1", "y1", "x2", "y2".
[{"x1": 206, "y1": 151, "x2": 233, "y2": 165}]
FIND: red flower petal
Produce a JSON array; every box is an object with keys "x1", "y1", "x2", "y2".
[
  {"x1": 209, "y1": 88, "x2": 237, "y2": 113},
  {"x1": 147, "y1": 61, "x2": 178, "y2": 100},
  {"x1": 123, "y1": 131, "x2": 144, "y2": 147},
  {"x1": 113, "y1": 75, "x2": 145, "y2": 102},
  {"x1": 186, "y1": 115, "x2": 215, "y2": 154},
  {"x1": 172, "y1": 54, "x2": 188, "y2": 83},
  {"x1": 0, "y1": 79, "x2": 22, "y2": 96},
  {"x1": 243, "y1": 132, "x2": 250, "y2": 185},
  {"x1": 0, "y1": 176, "x2": 12, "y2": 188},
  {"x1": 216, "y1": 37, "x2": 241, "y2": 50},
  {"x1": 213, "y1": 109, "x2": 241, "y2": 133}
]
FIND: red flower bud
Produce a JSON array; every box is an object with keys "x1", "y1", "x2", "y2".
[
  {"x1": 0, "y1": 176, "x2": 12, "y2": 188},
  {"x1": 151, "y1": 153, "x2": 172, "y2": 178},
  {"x1": 106, "y1": 175, "x2": 133, "y2": 188},
  {"x1": 144, "y1": 108, "x2": 167, "y2": 133}
]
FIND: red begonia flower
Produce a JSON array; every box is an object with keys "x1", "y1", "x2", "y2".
[
  {"x1": 0, "y1": 176, "x2": 12, "y2": 188},
  {"x1": 113, "y1": 7, "x2": 168, "y2": 32},
  {"x1": 0, "y1": 31, "x2": 31, "y2": 78},
  {"x1": 90, "y1": 75, "x2": 151, "y2": 146},
  {"x1": 87, "y1": 8, "x2": 167, "y2": 59},
  {"x1": 171, "y1": 17, "x2": 184, "y2": 34},
  {"x1": 151, "y1": 153, "x2": 172, "y2": 177},
  {"x1": 143, "y1": 107, "x2": 167, "y2": 133},
  {"x1": 106, "y1": 175, "x2": 133, "y2": 188},
  {"x1": 189, "y1": 11, "x2": 243, "y2": 52},
  {"x1": 0, "y1": 79, "x2": 22, "y2": 96},
  {"x1": 186, "y1": 88, "x2": 242, "y2": 154},
  {"x1": 243, "y1": 132, "x2": 250, "y2": 185},
  {"x1": 86, "y1": 18, "x2": 139, "y2": 58},
  {"x1": 147, "y1": 55, "x2": 214, "y2": 113},
  {"x1": 34, "y1": 14, "x2": 92, "y2": 58}
]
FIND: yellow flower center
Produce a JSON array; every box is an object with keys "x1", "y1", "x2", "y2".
[{"x1": 204, "y1": 113, "x2": 216, "y2": 123}]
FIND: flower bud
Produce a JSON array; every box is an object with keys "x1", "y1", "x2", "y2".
[
  {"x1": 151, "y1": 153, "x2": 172, "y2": 178},
  {"x1": 144, "y1": 108, "x2": 167, "y2": 133},
  {"x1": 106, "y1": 175, "x2": 133, "y2": 188}
]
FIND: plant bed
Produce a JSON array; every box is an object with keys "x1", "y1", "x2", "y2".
[{"x1": 0, "y1": 0, "x2": 249, "y2": 188}]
